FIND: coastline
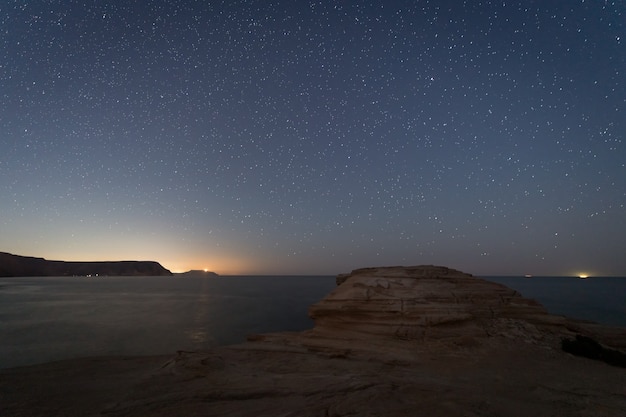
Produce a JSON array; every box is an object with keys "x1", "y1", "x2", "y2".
[
  {"x1": 2, "y1": 266, "x2": 625, "y2": 416},
  {"x1": 2, "y1": 334, "x2": 625, "y2": 417}
]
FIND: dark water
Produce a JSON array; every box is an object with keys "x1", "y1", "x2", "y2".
[
  {"x1": 0, "y1": 275, "x2": 336, "y2": 369},
  {"x1": 485, "y1": 276, "x2": 626, "y2": 328},
  {"x1": 0, "y1": 275, "x2": 624, "y2": 369}
]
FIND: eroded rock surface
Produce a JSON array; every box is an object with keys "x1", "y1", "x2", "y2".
[
  {"x1": 310, "y1": 265, "x2": 562, "y2": 342},
  {"x1": 2, "y1": 265, "x2": 625, "y2": 417}
]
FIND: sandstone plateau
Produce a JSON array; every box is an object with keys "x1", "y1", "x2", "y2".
[{"x1": 1, "y1": 265, "x2": 625, "y2": 417}]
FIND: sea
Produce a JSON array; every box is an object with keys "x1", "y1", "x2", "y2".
[{"x1": 0, "y1": 275, "x2": 624, "y2": 369}]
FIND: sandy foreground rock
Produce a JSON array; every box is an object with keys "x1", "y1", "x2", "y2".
[{"x1": 1, "y1": 266, "x2": 625, "y2": 416}]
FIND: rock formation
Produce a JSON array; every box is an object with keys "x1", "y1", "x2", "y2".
[
  {"x1": 175, "y1": 269, "x2": 219, "y2": 277},
  {"x1": 0, "y1": 252, "x2": 172, "y2": 277},
  {"x1": 2, "y1": 265, "x2": 625, "y2": 417},
  {"x1": 310, "y1": 265, "x2": 563, "y2": 342},
  {"x1": 562, "y1": 334, "x2": 626, "y2": 367},
  {"x1": 252, "y1": 265, "x2": 625, "y2": 358}
]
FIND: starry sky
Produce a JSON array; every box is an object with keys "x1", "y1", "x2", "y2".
[{"x1": 1, "y1": 1, "x2": 624, "y2": 276}]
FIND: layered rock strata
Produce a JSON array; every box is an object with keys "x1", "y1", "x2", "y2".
[
  {"x1": 2, "y1": 265, "x2": 625, "y2": 417},
  {"x1": 308, "y1": 265, "x2": 565, "y2": 343}
]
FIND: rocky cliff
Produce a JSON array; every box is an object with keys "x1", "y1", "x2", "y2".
[
  {"x1": 309, "y1": 265, "x2": 566, "y2": 343},
  {"x1": 0, "y1": 252, "x2": 172, "y2": 277},
  {"x1": 2, "y1": 265, "x2": 625, "y2": 417},
  {"x1": 292, "y1": 265, "x2": 625, "y2": 353}
]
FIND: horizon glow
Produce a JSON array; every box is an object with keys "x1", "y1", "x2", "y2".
[{"x1": 1, "y1": 1, "x2": 624, "y2": 276}]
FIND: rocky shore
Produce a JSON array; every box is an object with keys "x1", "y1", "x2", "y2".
[{"x1": 1, "y1": 266, "x2": 625, "y2": 416}]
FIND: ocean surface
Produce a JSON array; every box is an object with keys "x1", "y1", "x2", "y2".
[{"x1": 0, "y1": 275, "x2": 624, "y2": 369}]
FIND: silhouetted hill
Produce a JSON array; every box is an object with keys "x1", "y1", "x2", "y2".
[
  {"x1": 175, "y1": 270, "x2": 219, "y2": 277},
  {"x1": 0, "y1": 252, "x2": 172, "y2": 277}
]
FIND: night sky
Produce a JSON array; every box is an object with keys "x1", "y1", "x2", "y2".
[{"x1": 1, "y1": 1, "x2": 624, "y2": 275}]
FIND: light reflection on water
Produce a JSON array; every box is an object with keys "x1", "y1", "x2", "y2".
[
  {"x1": 186, "y1": 288, "x2": 212, "y2": 345},
  {"x1": 0, "y1": 275, "x2": 336, "y2": 369},
  {"x1": 1, "y1": 275, "x2": 624, "y2": 369}
]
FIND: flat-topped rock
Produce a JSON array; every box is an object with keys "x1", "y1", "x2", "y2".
[
  {"x1": 309, "y1": 265, "x2": 564, "y2": 343},
  {"x1": 2, "y1": 265, "x2": 625, "y2": 417}
]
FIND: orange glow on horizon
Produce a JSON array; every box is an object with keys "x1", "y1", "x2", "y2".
[{"x1": 161, "y1": 255, "x2": 257, "y2": 275}]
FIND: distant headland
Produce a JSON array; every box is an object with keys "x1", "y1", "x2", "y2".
[
  {"x1": 174, "y1": 270, "x2": 219, "y2": 277},
  {"x1": 2, "y1": 264, "x2": 624, "y2": 416},
  {"x1": 0, "y1": 252, "x2": 172, "y2": 277}
]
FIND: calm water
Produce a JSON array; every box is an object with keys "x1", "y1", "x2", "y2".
[
  {"x1": 486, "y1": 276, "x2": 626, "y2": 328},
  {"x1": 0, "y1": 275, "x2": 624, "y2": 369},
  {"x1": 0, "y1": 275, "x2": 336, "y2": 369}
]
